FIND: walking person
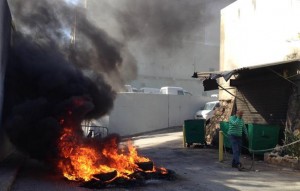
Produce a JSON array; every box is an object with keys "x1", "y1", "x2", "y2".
[{"x1": 228, "y1": 110, "x2": 248, "y2": 169}]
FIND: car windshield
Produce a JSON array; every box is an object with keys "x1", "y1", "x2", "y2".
[
  {"x1": 204, "y1": 102, "x2": 217, "y2": 110},
  {"x1": 177, "y1": 90, "x2": 184, "y2": 95}
]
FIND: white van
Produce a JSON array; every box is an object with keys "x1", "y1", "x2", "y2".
[
  {"x1": 160, "y1": 86, "x2": 191, "y2": 95},
  {"x1": 140, "y1": 87, "x2": 161, "y2": 94}
]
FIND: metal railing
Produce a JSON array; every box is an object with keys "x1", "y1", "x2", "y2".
[{"x1": 82, "y1": 125, "x2": 109, "y2": 139}]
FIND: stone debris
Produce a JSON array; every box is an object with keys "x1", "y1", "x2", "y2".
[
  {"x1": 264, "y1": 152, "x2": 300, "y2": 170},
  {"x1": 205, "y1": 99, "x2": 234, "y2": 145}
]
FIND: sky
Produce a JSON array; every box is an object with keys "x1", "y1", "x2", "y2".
[{"x1": 64, "y1": 0, "x2": 79, "y2": 5}]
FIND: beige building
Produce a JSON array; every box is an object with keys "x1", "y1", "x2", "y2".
[
  {"x1": 210, "y1": 0, "x2": 300, "y2": 129},
  {"x1": 220, "y1": 0, "x2": 300, "y2": 71}
]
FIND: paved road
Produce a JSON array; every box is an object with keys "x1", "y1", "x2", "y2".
[{"x1": 9, "y1": 129, "x2": 300, "y2": 191}]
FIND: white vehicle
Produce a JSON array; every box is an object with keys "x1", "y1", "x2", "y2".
[
  {"x1": 124, "y1": 85, "x2": 133, "y2": 92},
  {"x1": 132, "y1": 88, "x2": 139, "y2": 93},
  {"x1": 120, "y1": 85, "x2": 136, "y2": 93},
  {"x1": 195, "y1": 101, "x2": 220, "y2": 120},
  {"x1": 140, "y1": 87, "x2": 161, "y2": 94},
  {"x1": 160, "y1": 86, "x2": 191, "y2": 95}
]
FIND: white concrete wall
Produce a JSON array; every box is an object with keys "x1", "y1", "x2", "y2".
[
  {"x1": 220, "y1": 0, "x2": 300, "y2": 71},
  {"x1": 108, "y1": 93, "x2": 215, "y2": 136}
]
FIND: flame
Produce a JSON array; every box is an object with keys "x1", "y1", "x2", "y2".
[
  {"x1": 160, "y1": 167, "x2": 168, "y2": 174},
  {"x1": 57, "y1": 127, "x2": 154, "y2": 182}
]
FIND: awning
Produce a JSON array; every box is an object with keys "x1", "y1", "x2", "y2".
[
  {"x1": 192, "y1": 59, "x2": 300, "y2": 82},
  {"x1": 192, "y1": 59, "x2": 300, "y2": 91}
]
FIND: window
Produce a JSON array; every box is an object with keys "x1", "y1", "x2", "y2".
[{"x1": 177, "y1": 90, "x2": 184, "y2": 95}]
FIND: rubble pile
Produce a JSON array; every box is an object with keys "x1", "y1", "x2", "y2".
[
  {"x1": 205, "y1": 99, "x2": 234, "y2": 145},
  {"x1": 264, "y1": 151, "x2": 300, "y2": 170},
  {"x1": 264, "y1": 140, "x2": 300, "y2": 170}
]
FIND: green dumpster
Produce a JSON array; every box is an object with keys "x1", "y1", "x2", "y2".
[
  {"x1": 220, "y1": 122, "x2": 248, "y2": 154},
  {"x1": 220, "y1": 121, "x2": 231, "y2": 148},
  {"x1": 248, "y1": 123, "x2": 280, "y2": 155},
  {"x1": 183, "y1": 119, "x2": 205, "y2": 147}
]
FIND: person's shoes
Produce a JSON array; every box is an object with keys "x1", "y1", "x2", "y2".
[
  {"x1": 232, "y1": 164, "x2": 238, "y2": 168},
  {"x1": 237, "y1": 163, "x2": 245, "y2": 171},
  {"x1": 232, "y1": 163, "x2": 245, "y2": 170}
]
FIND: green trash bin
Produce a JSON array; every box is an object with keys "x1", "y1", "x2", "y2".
[
  {"x1": 220, "y1": 121, "x2": 231, "y2": 148},
  {"x1": 183, "y1": 119, "x2": 205, "y2": 147},
  {"x1": 220, "y1": 121, "x2": 249, "y2": 154},
  {"x1": 248, "y1": 123, "x2": 280, "y2": 155}
]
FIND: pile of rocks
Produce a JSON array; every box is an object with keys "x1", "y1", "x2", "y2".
[
  {"x1": 263, "y1": 144, "x2": 300, "y2": 169},
  {"x1": 264, "y1": 151, "x2": 300, "y2": 170}
]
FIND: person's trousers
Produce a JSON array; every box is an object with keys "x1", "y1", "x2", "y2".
[{"x1": 229, "y1": 135, "x2": 242, "y2": 166}]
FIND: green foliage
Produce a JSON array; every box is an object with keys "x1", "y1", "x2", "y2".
[{"x1": 284, "y1": 130, "x2": 300, "y2": 158}]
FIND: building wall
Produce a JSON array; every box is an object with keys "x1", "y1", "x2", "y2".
[
  {"x1": 234, "y1": 73, "x2": 292, "y2": 125},
  {"x1": 220, "y1": 0, "x2": 300, "y2": 72},
  {"x1": 0, "y1": 0, "x2": 13, "y2": 161},
  {"x1": 219, "y1": 0, "x2": 300, "y2": 125},
  {"x1": 108, "y1": 93, "x2": 216, "y2": 136}
]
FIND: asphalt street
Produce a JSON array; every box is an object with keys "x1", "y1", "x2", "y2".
[{"x1": 3, "y1": 127, "x2": 300, "y2": 191}]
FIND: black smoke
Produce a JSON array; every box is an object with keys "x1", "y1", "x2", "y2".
[
  {"x1": 114, "y1": 0, "x2": 209, "y2": 49},
  {"x1": 2, "y1": 0, "x2": 131, "y2": 161},
  {"x1": 3, "y1": 33, "x2": 116, "y2": 161},
  {"x1": 9, "y1": 0, "x2": 137, "y2": 86},
  {"x1": 85, "y1": 0, "x2": 215, "y2": 80}
]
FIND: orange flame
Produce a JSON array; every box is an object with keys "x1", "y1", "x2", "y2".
[{"x1": 57, "y1": 127, "x2": 153, "y2": 182}]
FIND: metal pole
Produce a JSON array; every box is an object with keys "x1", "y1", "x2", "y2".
[
  {"x1": 183, "y1": 124, "x2": 186, "y2": 147},
  {"x1": 219, "y1": 131, "x2": 224, "y2": 162}
]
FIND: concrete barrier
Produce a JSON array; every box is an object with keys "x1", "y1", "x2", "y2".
[{"x1": 108, "y1": 93, "x2": 216, "y2": 136}]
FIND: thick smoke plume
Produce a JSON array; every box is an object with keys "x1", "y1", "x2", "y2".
[
  {"x1": 2, "y1": 0, "x2": 133, "y2": 161},
  {"x1": 9, "y1": 0, "x2": 137, "y2": 86},
  {"x1": 85, "y1": 0, "x2": 213, "y2": 80},
  {"x1": 114, "y1": 0, "x2": 209, "y2": 49}
]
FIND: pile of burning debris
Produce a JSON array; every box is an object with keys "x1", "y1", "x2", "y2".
[
  {"x1": 58, "y1": 127, "x2": 176, "y2": 189},
  {"x1": 80, "y1": 162, "x2": 176, "y2": 189}
]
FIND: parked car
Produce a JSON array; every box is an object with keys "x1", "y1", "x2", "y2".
[
  {"x1": 120, "y1": 85, "x2": 138, "y2": 93},
  {"x1": 194, "y1": 101, "x2": 220, "y2": 120},
  {"x1": 132, "y1": 88, "x2": 139, "y2": 93},
  {"x1": 124, "y1": 85, "x2": 133, "y2": 92}
]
